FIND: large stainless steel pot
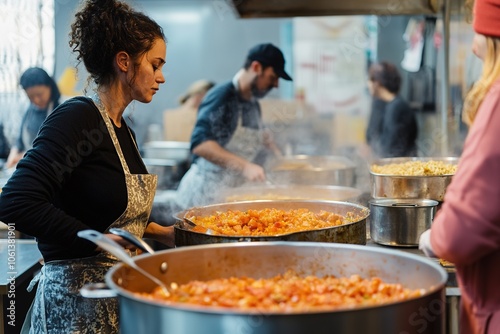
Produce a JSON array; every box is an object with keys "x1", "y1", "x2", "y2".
[
  {"x1": 142, "y1": 141, "x2": 190, "y2": 162},
  {"x1": 214, "y1": 185, "x2": 363, "y2": 203},
  {"x1": 105, "y1": 242, "x2": 447, "y2": 334},
  {"x1": 143, "y1": 158, "x2": 181, "y2": 190},
  {"x1": 173, "y1": 200, "x2": 369, "y2": 246},
  {"x1": 370, "y1": 157, "x2": 458, "y2": 201},
  {"x1": 267, "y1": 155, "x2": 356, "y2": 187}
]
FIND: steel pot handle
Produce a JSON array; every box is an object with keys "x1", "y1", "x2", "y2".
[{"x1": 80, "y1": 282, "x2": 117, "y2": 298}]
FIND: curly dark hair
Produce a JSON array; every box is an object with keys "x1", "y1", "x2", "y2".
[
  {"x1": 368, "y1": 62, "x2": 401, "y2": 94},
  {"x1": 69, "y1": 0, "x2": 165, "y2": 87}
]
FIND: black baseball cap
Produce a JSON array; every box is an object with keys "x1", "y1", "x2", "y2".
[{"x1": 247, "y1": 43, "x2": 292, "y2": 81}]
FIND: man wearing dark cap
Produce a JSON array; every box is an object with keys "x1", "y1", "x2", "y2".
[{"x1": 174, "y1": 43, "x2": 292, "y2": 209}]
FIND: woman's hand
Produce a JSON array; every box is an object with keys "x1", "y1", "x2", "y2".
[
  {"x1": 418, "y1": 229, "x2": 436, "y2": 258},
  {"x1": 5, "y1": 148, "x2": 24, "y2": 169},
  {"x1": 144, "y1": 222, "x2": 175, "y2": 248}
]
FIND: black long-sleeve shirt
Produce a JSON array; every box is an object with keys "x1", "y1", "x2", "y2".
[
  {"x1": 0, "y1": 97, "x2": 147, "y2": 261},
  {"x1": 366, "y1": 96, "x2": 418, "y2": 157}
]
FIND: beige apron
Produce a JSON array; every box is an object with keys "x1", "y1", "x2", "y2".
[
  {"x1": 22, "y1": 97, "x2": 157, "y2": 334},
  {"x1": 175, "y1": 109, "x2": 263, "y2": 209}
]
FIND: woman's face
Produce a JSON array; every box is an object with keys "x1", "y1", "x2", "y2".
[
  {"x1": 130, "y1": 38, "x2": 166, "y2": 103},
  {"x1": 472, "y1": 33, "x2": 487, "y2": 60},
  {"x1": 25, "y1": 85, "x2": 51, "y2": 109}
]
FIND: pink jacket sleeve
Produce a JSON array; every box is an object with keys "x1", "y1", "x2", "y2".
[{"x1": 430, "y1": 82, "x2": 500, "y2": 266}]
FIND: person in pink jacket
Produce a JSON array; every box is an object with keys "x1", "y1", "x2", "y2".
[{"x1": 419, "y1": 0, "x2": 500, "y2": 332}]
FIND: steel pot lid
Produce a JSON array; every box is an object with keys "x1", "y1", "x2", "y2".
[{"x1": 369, "y1": 198, "x2": 439, "y2": 207}]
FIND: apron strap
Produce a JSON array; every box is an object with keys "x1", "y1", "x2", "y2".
[{"x1": 91, "y1": 95, "x2": 132, "y2": 175}]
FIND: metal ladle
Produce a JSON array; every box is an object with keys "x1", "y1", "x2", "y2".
[
  {"x1": 108, "y1": 228, "x2": 155, "y2": 254},
  {"x1": 77, "y1": 229, "x2": 170, "y2": 296},
  {"x1": 183, "y1": 216, "x2": 216, "y2": 235}
]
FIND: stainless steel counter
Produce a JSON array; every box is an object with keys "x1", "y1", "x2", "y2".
[{"x1": 1, "y1": 239, "x2": 42, "y2": 334}]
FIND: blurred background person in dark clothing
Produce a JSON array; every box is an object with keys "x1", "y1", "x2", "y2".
[
  {"x1": 5, "y1": 67, "x2": 61, "y2": 168},
  {"x1": 366, "y1": 61, "x2": 418, "y2": 158}
]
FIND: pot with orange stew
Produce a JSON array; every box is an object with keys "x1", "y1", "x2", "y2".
[
  {"x1": 97, "y1": 242, "x2": 446, "y2": 334},
  {"x1": 173, "y1": 200, "x2": 369, "y2": 247}
]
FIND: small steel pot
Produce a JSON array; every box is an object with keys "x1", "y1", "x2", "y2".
[{"x1": 369, "y1": 199, "x2": 438, "y2": 247}]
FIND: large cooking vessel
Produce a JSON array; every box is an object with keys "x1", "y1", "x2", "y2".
[
  {"x1": 267, "y1": 155, "x2": 356, "y2": 187},
  {"x1": 105, "y1": 242, "x2": 447, "y2": 334},
  {"x1": 173, "y1": 200, "x2": 369, "y2": 246},
  {"x1": 214, "y1": 184, "x2": 363, "y2": 203},
  {"x1": 142, "y1": 140, "x2": 190, "y2": 162},
  {"x1": 370, "y1": 157, "x2": 459, "y2": 201}
]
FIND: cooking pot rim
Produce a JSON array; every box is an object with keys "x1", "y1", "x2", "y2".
[
  {"x1": 369, "y1": 199, "x2": 439, "y2": 207},
  {"x1": 271, "y1": 154, "x2": 357, "y2": 168},
  {"x1": 105, "y1": 242, "x2": 447, "y2": 315}
]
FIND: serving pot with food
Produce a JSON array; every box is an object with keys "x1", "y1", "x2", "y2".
[
  {"x1": 266, "y1": 155, "x2": 356, "y2": 187},
  {"x1": 370, "y1": 157, "x2": 459, "y2": 202},
  {"x1": 173, "y1": 200, "x2": 369, "y2": 246},
  {"x1": 95, "y1": 242, "x2": 446, "y2": 334},
  {"x1": 214, "y1": 184, "x2": 363, "y2": 203}
]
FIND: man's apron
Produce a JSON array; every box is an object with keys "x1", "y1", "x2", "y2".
[
  {"x1": 175, "y1": 110, "x2": 263, "y2": 209},
  {"x1": 21, "y1": 97, "x2": 157, "y2": 334}
]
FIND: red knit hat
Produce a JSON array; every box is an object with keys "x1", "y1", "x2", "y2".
[{"x1": 474, "y1": 0, "x2": 500, "y2": 37}]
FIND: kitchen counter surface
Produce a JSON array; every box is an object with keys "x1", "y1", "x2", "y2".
[
  {"x1": 1, "y1": 239, "x2": 41, "y2": 334},
  {"x1": 365, "y1": 237, "x2": 458, "y2": 289},
  {"x1": 0, "y1": 239, "x2": 41, "y2": 294}
]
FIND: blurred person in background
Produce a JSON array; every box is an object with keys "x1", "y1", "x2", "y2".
[
  {"x1": 0, "y1": 0, "x2": 173, "y2": 332},
  {"x1": 365, "y1": 61, "x2": 418, "y2": 158},
  {"x1": 174, "y1": 43, "x2": 292, "y2": 210},
  {"x1": 419, "y1": 0, "x2": 500, "y2": 332},
  {"x1": 0, "y1": 125, "x2": 10, "y2": 162},
  {"x1": 5, "y1": 67, "x2": 61, "y2": 169},
  {"x1": 163, "y1": 79, "x2": 215, "y2": 142}
]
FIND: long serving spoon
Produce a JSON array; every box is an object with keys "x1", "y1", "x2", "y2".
[{"x1": 77, "y1": 229, "x2": 170, "y2": 296}]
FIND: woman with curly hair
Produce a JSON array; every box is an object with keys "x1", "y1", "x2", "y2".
[{"x1": 0, "y1": 0, "x2": 173, "y2": 332}]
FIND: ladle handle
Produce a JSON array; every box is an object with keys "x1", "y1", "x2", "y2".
[
  {"x1": 78, "y1": 230, "x2": 170, "y2": 297},
  {"x1": 109, "y1": 228, "x2": 155, "y2": 254},
  {"x1": 78, "y1": 230, "x2": 138, "y2": 268}
]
